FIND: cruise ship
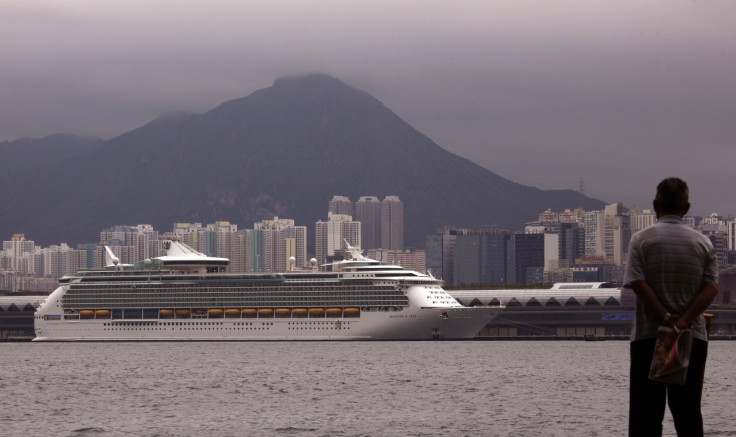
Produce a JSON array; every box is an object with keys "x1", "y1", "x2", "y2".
[{"x1": 33, "y1": 241, "x2": 502, "y2": 341}]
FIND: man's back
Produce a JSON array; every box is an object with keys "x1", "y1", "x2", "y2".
[{"x1": 626, "y1": 215, "x2": 718, "y2": 341}]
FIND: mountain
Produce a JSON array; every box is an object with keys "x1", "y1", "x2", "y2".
[
  {"x1": 0, "y1": 74, "x2": 605, "y2": 248},
  {"x1": 0, "y1": 134, "x2": 104, "y2": 179}
]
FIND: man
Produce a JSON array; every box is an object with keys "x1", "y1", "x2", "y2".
[{"x1": 624, "y1": 177, "x2": 718, "y2": 436}]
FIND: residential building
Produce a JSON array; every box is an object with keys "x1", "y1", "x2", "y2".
[
  {"x1": 328, "y1": 195, "x2": 353, "y2": 217},
  {"x1": 315, "y1": 213, "x2": 361, "y2": 267},
  {"x1": 381, "y1": 195, "x2": 404, "y2": 250},
  {"x1": 583, "y1": 203, "x2": 630, "y2": 265},
  {"x1": 728, "y1": 219, "x2": 736, "y2": 252},
  {"x1": 253, "y1": 217, "x2": 307, "y2": 272},
  {"x1": 630, "y1": 209, "x2": 656, "y2": 234},
  {"x1": 99, "y1": 224, "x2": 161, "y2": 267},
  {"x1": 355, "y1": 196, "x2": 382, "y2": 250}
]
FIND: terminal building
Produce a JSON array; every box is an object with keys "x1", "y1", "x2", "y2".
[
  {"x1": 0, "y1": 296, "x2": 39, "y2": 340},
  {"x1": 449, "y1": 282, "x2": 736, "y2": 339}
]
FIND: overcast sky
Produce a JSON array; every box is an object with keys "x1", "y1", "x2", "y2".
[{"x1": 2, "y1": 0, "x2": 734, "y2": 217}]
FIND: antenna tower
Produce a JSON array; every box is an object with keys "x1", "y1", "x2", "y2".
[{"x1": 578, "y1": 178, "x2": 585, "y2": 195}]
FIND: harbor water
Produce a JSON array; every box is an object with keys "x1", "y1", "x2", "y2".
[{"x1": 1, "y1": 341, "x2": 734, "y2": 436}]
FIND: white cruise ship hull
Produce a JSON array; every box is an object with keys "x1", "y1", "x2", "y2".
[{"x1": 34, "y1": 306, "x2": 500, "y2": 341}]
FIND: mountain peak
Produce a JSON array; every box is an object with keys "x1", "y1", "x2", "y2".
[
  {"x1": 264, "y1": 73, "x2": 376, "y2": 107},
  {"x1": 273, "y1": 73, "x2": 343, "y2": 88},
  {"x1": 1, "y1": 75, "x2": 605, "y2": 246}
]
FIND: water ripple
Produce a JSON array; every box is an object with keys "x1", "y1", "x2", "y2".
[{"x1": 1, "y1": 341, "x2": 734, "y2": 436}]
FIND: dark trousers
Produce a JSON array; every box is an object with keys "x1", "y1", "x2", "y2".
[{"x1": 629, "y1": 337, "x2": 708, "y2": 437}]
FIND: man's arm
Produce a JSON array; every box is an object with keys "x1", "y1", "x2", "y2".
[
  {"x1": 675, "y1": 282, "x2": 718, "y2": 331},
  {"x1": 630, "y1": 279, "x2": 719, "y2": 329},
  {"x1": 629, "y1": 279, "x2": 669, "y2": 322}
]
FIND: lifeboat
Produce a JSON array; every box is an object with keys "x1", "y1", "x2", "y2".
[
  {"x1": 160, "y1": 309, "x2": 175, "y2": 318},
  {"x1": 344, "y1": 308, "x2": 360, "y2": 317},
  {"x1": 194, "y1": 309, "x2": 207, "y2": 315},
  {"x1": 242, "y1": 309, "x2": 257, "y2": 318},
  {"x1": 95, "y1": 310, "x2": 111, "y2": 318},
  {"x1": 292, "y1": 308, "x2": 308, "y2": 318},
  {"x1": 80, "y1": 310, "x2": 95, "y2": 319},
  {"x1": 258, "y1": 308, "x2": 274, "y2": 317},
  {"x1": 175, "y1": 309, "x2": 191, "y2": 318},
  {"x1": 309, "y1": 308, "x2": 325, "y2": 317},
  {"x1": 275, "y1": 308, "x2": 291, "y2": 318},
  {"x1": 326, "y1": 308, "x2": 343, "y2": 318},
  {"x1": 208, "y1": 309, "x2": 224, "y2": 317},
  {"x1": 225, "y1": 309, "x2": 241, "y2": 318}
]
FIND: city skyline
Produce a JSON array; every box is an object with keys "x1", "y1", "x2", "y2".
[
  {"x1": 3, "y1": 202, "x2": 735, "y2": 250},
  {"x1": 4, "y1": 199, "x2": 735, "y2": 293},
  {"x1": 2, "y1": 1, "x2": 734, "y2": 217}
]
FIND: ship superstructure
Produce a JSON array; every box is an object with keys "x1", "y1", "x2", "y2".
[{"x1": 33, "y1": 241, "x2": 501, "y2": 341}]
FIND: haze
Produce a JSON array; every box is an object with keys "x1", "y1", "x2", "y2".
[{"x1": 2, "y1": 0, "x2": 734, "y2": 216}]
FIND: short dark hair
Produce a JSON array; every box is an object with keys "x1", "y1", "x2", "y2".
[{"x1": 655, "y1": 177, "x2": 689, "y2": 213}]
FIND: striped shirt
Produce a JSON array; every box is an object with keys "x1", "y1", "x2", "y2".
[{"x1": 624, "y1": 215, "x2": 718, "y2": 341}]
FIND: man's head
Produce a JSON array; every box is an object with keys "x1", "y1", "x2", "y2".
[{"x1": 654, "y1": 177, "x2": 690, "y2": 218}]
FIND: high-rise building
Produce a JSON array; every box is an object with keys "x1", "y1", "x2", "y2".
[
  {"x1": 381, "y1": 195, "x2": 404, "y2": 250},
  {"x1": 453, "y1": 231, "x2": 509, "y2": 287},
  {"x1": 203, "y1": 221, "x2": 239, "y2": 271},
  {"x1": 707, "y1": 233, "x2": 729, "y2": 269},
  {"x1": 254, "y1": 217, "x2": 307, "y2": 272},
  {"x1": 583, "y1": 203, "x2": 630, "y2": 265},
  {"x1": 511, "y1": 232, "x2": 545, "y2": 285},
  {"x1": 244, "y1": 227, "x2": 270, "y2": 273},
  {"x1": 100, "y1": 224, "x2": 161, "y2": 266},
  {"x1": 328, "y1": 195, "x2": 354, "y2": 217},
  {"x1": 170, "y1": 219, "x2": 306, "y2": 273},
  {"x1": 425, "y1": 227, "x2": 459, "y2": 285},
  {"x1": 425, "y1": 232, "x2": 445, "y2": 281},
  {"x1": 584, "y1": 210, "x2": 600, "y2": 257},
  {"x1": 630, "y1": 209, "x2": 656, "y2": 234},
  {"x1": 315, "y1": 212, "x2": 361, "y2": 267},
  {"x1": 557, "y1": 222, "x2": 584, "y2": 264},
  {"x1": 604, "y1": 203, "x2": 630, "y2": 265},
  {"x1": 426, "y1": 226, "x2": 509, "y2": 287},
  {"x1": 727, "y1": 220, "x2": 736, "y2": 251},
  {"x1": 42, "y1": 243, "x2": 85, "y2": 279},
  {"x1": 2, "y1": 234, "x2": 35, "y2": 272},
  {"x1": 355, "y1": 196, "x2": 382, "y2": 250}
]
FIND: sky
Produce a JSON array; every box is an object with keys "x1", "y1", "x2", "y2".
[{"x1": 2, "y1": 0, "x2": 735, "y2": 217}]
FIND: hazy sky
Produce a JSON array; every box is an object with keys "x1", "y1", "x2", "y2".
[{"x1": 2, "y1": 0, "x2": 735, "y2": 216}]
